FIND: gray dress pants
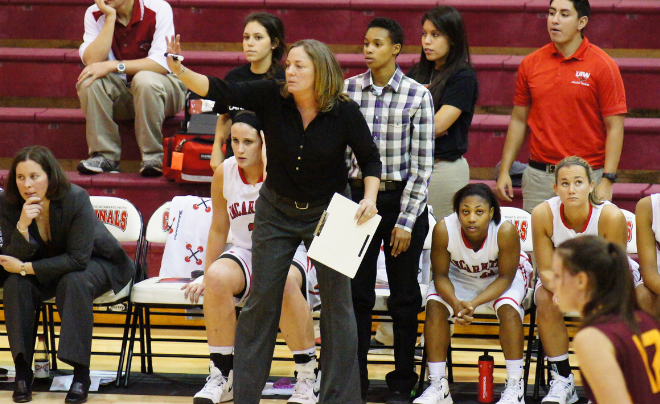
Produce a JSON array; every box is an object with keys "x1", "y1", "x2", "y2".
[
  {"x1": 3, "y1": 259, "x2": 112, "y2": 367},
  {"x1": 233, "y1": 185, "x2": 362, "y2": 404}
]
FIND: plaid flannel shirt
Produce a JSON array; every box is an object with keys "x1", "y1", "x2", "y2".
[{"x1": 344, "y1": 66, "x2": 435, "y2": 232}]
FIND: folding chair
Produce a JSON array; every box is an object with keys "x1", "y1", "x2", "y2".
[
  {"x1": 123, "y1": 200, "x2": 234, "y2": 386},
  {"x1": 43, "y1": 195, "x2": 143, "y2": 386}
]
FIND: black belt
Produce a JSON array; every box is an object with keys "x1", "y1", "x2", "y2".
[
  {"x1": 269, "y1": 187, "x2": 331, "y2": 210},
  {"x1": 529, "y1": 159, "x2": 557, "y2": 174},
  {"x1": 529, "y1": 159, "x2": 604, "y2": 174},
  {"x1": 349, "y1": 179, "x2": 404, "y2": 192}
]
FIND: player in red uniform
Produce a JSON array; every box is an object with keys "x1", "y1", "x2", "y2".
[{"x1": 550, "y1": 235, "x2": 660, "y2": 404}]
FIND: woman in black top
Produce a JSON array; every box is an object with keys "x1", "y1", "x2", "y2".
[
  {"x1": 0, "y1": 146, "x2": 134, "y2": 404},
  {"x1": 408, "y1": 6, "x2": 479, "y2": 218},
  {"x1": 210, "y1": 12, "x2": 286, "y2": 169},
  {"x1": 167, "y1": 36, "x2": 381, "y2": 404}
]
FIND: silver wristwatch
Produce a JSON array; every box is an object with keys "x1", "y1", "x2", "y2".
[
  {"x1": 117, "y1": 61, "x2": 126, "y2": 74},
  {"x1": 20, "y1": 263, "x2": 26, "y2": 276}
]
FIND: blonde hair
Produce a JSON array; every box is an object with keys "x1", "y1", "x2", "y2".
[
  {"x1": 280, "y1": 39, "x2": 350, "y2": 112},
  {"x1": 554, "y1": 156, "x2": 602, "y2": 206}
]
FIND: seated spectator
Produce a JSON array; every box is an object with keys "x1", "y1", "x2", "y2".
[
  {"x1": 0, "y1": 145, "x2": 134, "y2": 403},
  {"x1": 415, "y1": 183, "x2": 532, "y2": 404},
  {"x1": 76, "y1": 0, "x2": 187, "y2": 176},
  {"x1": 182, "y1": 112, "x2": 319, "y2": 404},
  {"x1": 634, "y1": 193, "x2": 660, "y2": 316},
  {"x1": 551, "y1": 235, "x2": 660, "y2": 404}
]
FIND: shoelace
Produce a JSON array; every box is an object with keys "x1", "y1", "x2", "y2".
[
  {"x1": 291, "y1": 377, "x2": 315, "y2": 399},
  {"x1": 500, "y1": 380, "x2": 519, "y2": 400},
  {"x1": 419, "y1": 380, "x2": 443, "y2": 398},
  {"x1": 547, "y1": 377, "x2": 569, "y2": 397},
  {"x1": 201, "y1": 370, "x2": 228, "y2": 392}
]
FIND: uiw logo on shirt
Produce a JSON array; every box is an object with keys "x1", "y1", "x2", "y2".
[{"x1": 572, "y1": 71, "x2": 591, "y2": 86}]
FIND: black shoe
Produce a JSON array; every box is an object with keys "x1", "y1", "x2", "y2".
[
  {"x1": 12, "y1": 378, "x2": 33, "y2": 403},
  {"x1": 386, "y1": 391, "x2": 412, "y2": 404},
  {"x1": 65, "y1": 381, "x2": 90, "y2": 404}
]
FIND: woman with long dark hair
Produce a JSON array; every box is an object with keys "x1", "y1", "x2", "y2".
[
  {"x1": 165, "y1": 36, "x2": 381, "y2": 404},
  {"x1": 551, "y1": 235, "x2": 660, "y2": 404},
  {"x1": 209, "y1": 12, "x2": 287, "y2": 170},
  {"x1": 0, "y1": 145, "x2": 134, "y2": 403},
  {"x1": 408, "y1": 6, "x2": 479, "y2": 218}
]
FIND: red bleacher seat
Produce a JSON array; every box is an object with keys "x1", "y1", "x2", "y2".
[
  {"x1": 620, "y1": 118, "x2": 660, "y2": 171},
  {"x1": 3, "y1": 49, "x2": 658, "y2": 110},
  {"x1": 644, "y1": 185, "x2": 660, "y2": 197},
  {"x1": 611, "y1": 183, "x2": 651, "y2": 212},
  {"x1": 0, "y1": 107, "x2": 184, "y2": 160},
  {"x1": 3, "y1": 0, "x2": 659, "y2": 48}
]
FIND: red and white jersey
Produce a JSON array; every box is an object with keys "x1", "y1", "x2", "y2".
[
  {"x1": 546, "y1": 196, "x2": 642, "y2": 286},
  {"x1": 223, "y1": 157, "x2": 262, "y2": 250},
  {"x1": 651, "y1": 193, "x2": 660, "y2": 270},
  {"x1": 445, "y1": 213, "x2": 503, "y2": 282},
  {"x1": 547, "y1": 196, "x2": 610, "y2": 247}
]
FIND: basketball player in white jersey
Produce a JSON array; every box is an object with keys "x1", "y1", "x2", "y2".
[
  {"x1": 532, "y1": 156, "x2": 644, "y2": 404},
  {"x1": 415, "y1": 183, "x2": 533, "y2": 404},
  {"x1": 634, "y1": 193, "x2": 660, "y2": 317},
  {"x1": 182, "y1": 112, "x2": 319, "y2": 404}
]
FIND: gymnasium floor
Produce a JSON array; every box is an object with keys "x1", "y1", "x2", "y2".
[{"x1": 0, "y1": 324, "x2": 584, "y2": 403}]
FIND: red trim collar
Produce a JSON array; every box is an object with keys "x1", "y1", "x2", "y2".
[
  {"x1": 238, "y1": 165, "x2": 264, "y2": 185},
  {"x1": 560, "y1": 203, "x2": 593, "y2": 233},
  {"x1": 461, "y1": 228, "x2": 487, "y2": 252}
]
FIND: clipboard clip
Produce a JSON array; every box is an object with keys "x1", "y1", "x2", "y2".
[{"x1": 313, "y1": 211, "x2": 329, "y2": 236}]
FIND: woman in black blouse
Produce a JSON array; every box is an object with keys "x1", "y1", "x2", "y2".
[
  {"x1": 408, "y1": 6, "x2": 479, "y2": 219},
  {"x1": 166, "y1": 36, "x2": 381, "y2": 404}
]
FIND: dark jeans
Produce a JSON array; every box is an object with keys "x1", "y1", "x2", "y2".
[
  {"x1": 350, "y1": 186, "x2": 428, "y2": 396},
  {"x1": 3, "y1": 260, "x2": 112, "y2": 368},
  {"x1": 233, "y1": 185, "x2": 362, "y2": 404}
]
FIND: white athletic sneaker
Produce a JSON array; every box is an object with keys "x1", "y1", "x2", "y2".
[
  {"x1": 288, "y1": 374, "x2": 318, "y2": 404},
  {"x1": 542, "y1": 371, "x2": 578, "y2": 404},
  {"x1": 193, "y1": 361, "x2": 233, "y2": 404},
  {"x1": 413, "y1": 375, "x2": 452, "y2": 404},
  {"x1": 497, "y1": 377, "x2": 525, "y2": 404}
]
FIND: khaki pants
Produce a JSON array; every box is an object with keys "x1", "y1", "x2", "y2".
[
  {"x1": 77, "y1": 71, "x2": 187, "y2": 162},
  {"x1": 427, "y1": 157, "x2": 470, "y2": 219},
  {"x1": 522, "y1": 166, "x2": 603, "y2": 213}
]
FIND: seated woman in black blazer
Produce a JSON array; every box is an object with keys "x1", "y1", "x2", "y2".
[{"x1": 0, "y1": 145, "x2": 135, "y2": 404}]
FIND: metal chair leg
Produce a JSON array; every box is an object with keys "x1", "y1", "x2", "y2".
[
  {"x1": 145, "y1": 307, "x2": 153, "y2": 374},
  {"x1": 124, "y1": 304, "x2": 141, "y2": 387},
  {"x1": 115, "y1": 301, "x2": 133, "y2": 387},
  {"x1": 417, "y1": 345, "x2": 428, "y2": 395},
  {"x1": 523, "y1": 305, "x2": 537, "y2": 396}
]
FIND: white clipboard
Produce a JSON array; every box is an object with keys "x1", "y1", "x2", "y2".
[{"x1": 307, "y1": 193, "x2": 381, "y2": 278}]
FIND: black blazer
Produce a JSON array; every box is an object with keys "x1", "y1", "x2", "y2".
[{"x1": 0, "y1": 184, "x2": 134, "y2": 294}]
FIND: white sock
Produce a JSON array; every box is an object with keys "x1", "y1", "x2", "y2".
[
  {"x1": 291, "y1": 347, "x2": 317, "y2": 357},
  {"x1": 428, "y1": 361, "x2": 446, "y2": 379},
  {"x1": 209, "y1": 346, "x2": 234, "y2": 355},
  {"x1": 547, "y1": 353, "x2": 569, "y2": 362},
  {"x1": 505, "y1": 359, "x2": 524, "y2": 381}
]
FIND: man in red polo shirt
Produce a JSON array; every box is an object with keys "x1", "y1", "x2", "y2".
[
  {"x1": 76, "y1": 0, "x2": 187, "y2": 176},
  {"x1": 495, "y1": 0, "x2": 626, "y2": 213}
]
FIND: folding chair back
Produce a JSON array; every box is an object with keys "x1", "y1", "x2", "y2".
[
  {"x1": 621, "y1": 209, "x2": 637, "y2": 254},
  {"x1": 501, "y1": 207, "x2": 533, "y2": 253}
]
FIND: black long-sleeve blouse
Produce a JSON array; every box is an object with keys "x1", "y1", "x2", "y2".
[{"x1": 206, "y1": 77, "x2": 382, "y2": 203}]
